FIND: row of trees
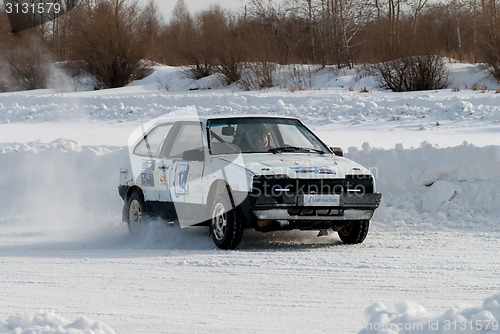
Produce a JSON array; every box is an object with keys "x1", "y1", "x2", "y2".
[
  {"x1": 160, "y1": 0, "x2": 500, "y2": 68},
  {"x1": 0, "y1": 0, "x2": 499, "y2": 91}
]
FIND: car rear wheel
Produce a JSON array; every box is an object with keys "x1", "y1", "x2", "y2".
[
  {"x1": 210, "y1": 193, "x2": 243, "y2": 250},
  {"x1": 338, "y1": 220, "x2": 369, "y2": 244},
  {"x1": 126, "y1": 191, "x2": 147, "y2": 235}
]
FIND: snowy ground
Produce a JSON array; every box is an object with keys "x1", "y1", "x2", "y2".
[{"x1": 0, "y1": 63, "x2": 499, "y2": 334}]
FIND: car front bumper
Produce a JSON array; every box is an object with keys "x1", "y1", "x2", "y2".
[{"x1": 236, "y1": 192, "x2": 382, "y2": 231}]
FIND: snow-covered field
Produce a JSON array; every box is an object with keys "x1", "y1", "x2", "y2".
[{"x1": 0, "y1": 63, "x2": 499, "y2": 334}]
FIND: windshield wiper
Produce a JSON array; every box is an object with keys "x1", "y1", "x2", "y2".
[{"x1": 268, "y1": 146, "x2": 326, "y2": 154}]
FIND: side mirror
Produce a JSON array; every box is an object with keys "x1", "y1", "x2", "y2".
[
  {"x1": 183, "y1": 148, "x2": 205, "y2": 161},
  {"x1": 221, "y1": 126, "x2": 235, "y2": 136},
  {"x1": 330, "y1": 146, "x2": 343, "y2": 157}
]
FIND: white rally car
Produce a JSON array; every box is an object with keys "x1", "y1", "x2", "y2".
[{"x1": 118, "y1": 114, "x2": 381, "y2": 249}]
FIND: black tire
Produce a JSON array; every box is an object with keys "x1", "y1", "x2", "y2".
[
  {"x1": 209, "y1": 193, "x2": 243, "y2": 250},
  {"x1": 338, "y1": 220, "x2": 369, "y2": 244},
  {"x1": 125, "y1": 191, "x2": 147, "y2": 235}
]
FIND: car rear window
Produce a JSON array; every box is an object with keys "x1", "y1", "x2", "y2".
[{"x1": 134, "y1": 124, "x2": 173, "y2": 157}]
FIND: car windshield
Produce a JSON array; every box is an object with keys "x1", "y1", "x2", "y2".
[{"x1": 208, "y1": 118, "x2": 329, "y2": 154}]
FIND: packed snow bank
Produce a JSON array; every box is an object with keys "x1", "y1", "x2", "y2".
[
  {"x1": 2, "y1": 86, "x2": 499, "y2": 127},
  {"x1": 0, "y1": 138, "x2": 498, "y2": 247},
  {"x1": 360, "y1": 293, "x2": 500, "y2": 334},
  {"x1": 0, "y1": 310, "x2": 115, "y2": 334},
  {"x1": 347, "y1": 142, "x2": 500, "y2": 232}
]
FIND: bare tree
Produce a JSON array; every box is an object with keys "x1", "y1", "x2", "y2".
[
  {"x1": 370, "y1": 0, "x2": 405, "y2": 58},
  {"x1": 181, "y1": 5, "x2": 226, "y2": 80},
  {"x1": 480, "y1": 0, "x2": 500, "y2": 80},
  {"x1": 215, "y1": 14, "x2": 249, "y2": 84},
  {"x1": 337, "y1": 0, "x2": 351, "y2": 67},
  {"x1": 376, "y1": 54, "x2": 449, "y2": 91},
  {"x1": 247, "y1": 0, "x2": 292, "y2": 63},
  {"x1": 141, "y1": 0, "x2": 162, "y2": 60},
  {"x1": 306, "y1": 0, "x2": 317, "y2": 62},
  {"x1": 407, "y1": 0, "x2": 428, "y2": 36},
  {"x1": 69, "y1": 0, "x2": 159, "y2": 88}
]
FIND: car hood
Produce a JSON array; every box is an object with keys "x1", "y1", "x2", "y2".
[{"x1": 215, "y1": 153, "x2": 372, "y2": 179}]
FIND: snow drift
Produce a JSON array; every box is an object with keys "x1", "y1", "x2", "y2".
[
  {"x1": 0, "y1": 310, "x2": 115, "y2": 334},
  {"x1": 360, "y1": 292, "x2": 500, "y2": 334}
]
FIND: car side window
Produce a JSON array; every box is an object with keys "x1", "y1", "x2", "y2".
[
  {"x1": 134, "y1": 124, "x2": 173, "y2": 157},
  {"x1": 165, "y1": 123, "x2": 204, "y2": 158}
]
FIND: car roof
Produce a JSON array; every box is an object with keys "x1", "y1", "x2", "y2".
[
  {"x1": 202, "y1": 114, "x2": 298, "y2": 120},
  {"x1": 149, "y1": 113, "x2": 300, "y2": 125}
]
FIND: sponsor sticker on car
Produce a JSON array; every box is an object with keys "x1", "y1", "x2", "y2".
[{"x1": 300, "y1": 194, "x2": 340, "y2": 206}]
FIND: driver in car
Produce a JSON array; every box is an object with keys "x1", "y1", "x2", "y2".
[{"x1": 234, "y1": 125, "x2": 271, "y2": 152}]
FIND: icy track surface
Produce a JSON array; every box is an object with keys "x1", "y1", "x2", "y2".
[
  {"x1": 0, "y1": 228, "x2": 498, "y2": 334},
  {"x1": 0, "y1": 63, "x2": 499, "y2": 333}
]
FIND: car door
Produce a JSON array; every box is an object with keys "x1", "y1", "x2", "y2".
[
  {"x1": 162, "y1": 122, "x2": 206, "y2": 226},
  {"x1": 132, "y1": 123, "x2": 174, "y2": 202},
  {"x1": 152, "y1": 123, "x2": 177, "y2": 203}
]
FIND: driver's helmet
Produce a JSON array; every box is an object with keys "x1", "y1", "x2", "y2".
[
  {"x1": 246, "y1": 125, "x2": 270, "y2": 151},
  {"x1": 236, "y1": 124, "x2": 270, "y2": 151}
]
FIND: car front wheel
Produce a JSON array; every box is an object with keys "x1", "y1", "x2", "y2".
[
  {"x1": 338, "y1": 220, "x2": 369, "y2": 244},
  {"x1": 210, "y1": 193, "x2": 243, "y2": 250}
]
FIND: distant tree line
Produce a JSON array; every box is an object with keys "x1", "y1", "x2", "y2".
[{"x1": 0, "y1": 0, "x2": 499, "y2": 91}]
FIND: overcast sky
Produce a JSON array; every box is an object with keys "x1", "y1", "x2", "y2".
[{"x1": 150, "y1": 0, "x2": 245, "y2": 21}]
